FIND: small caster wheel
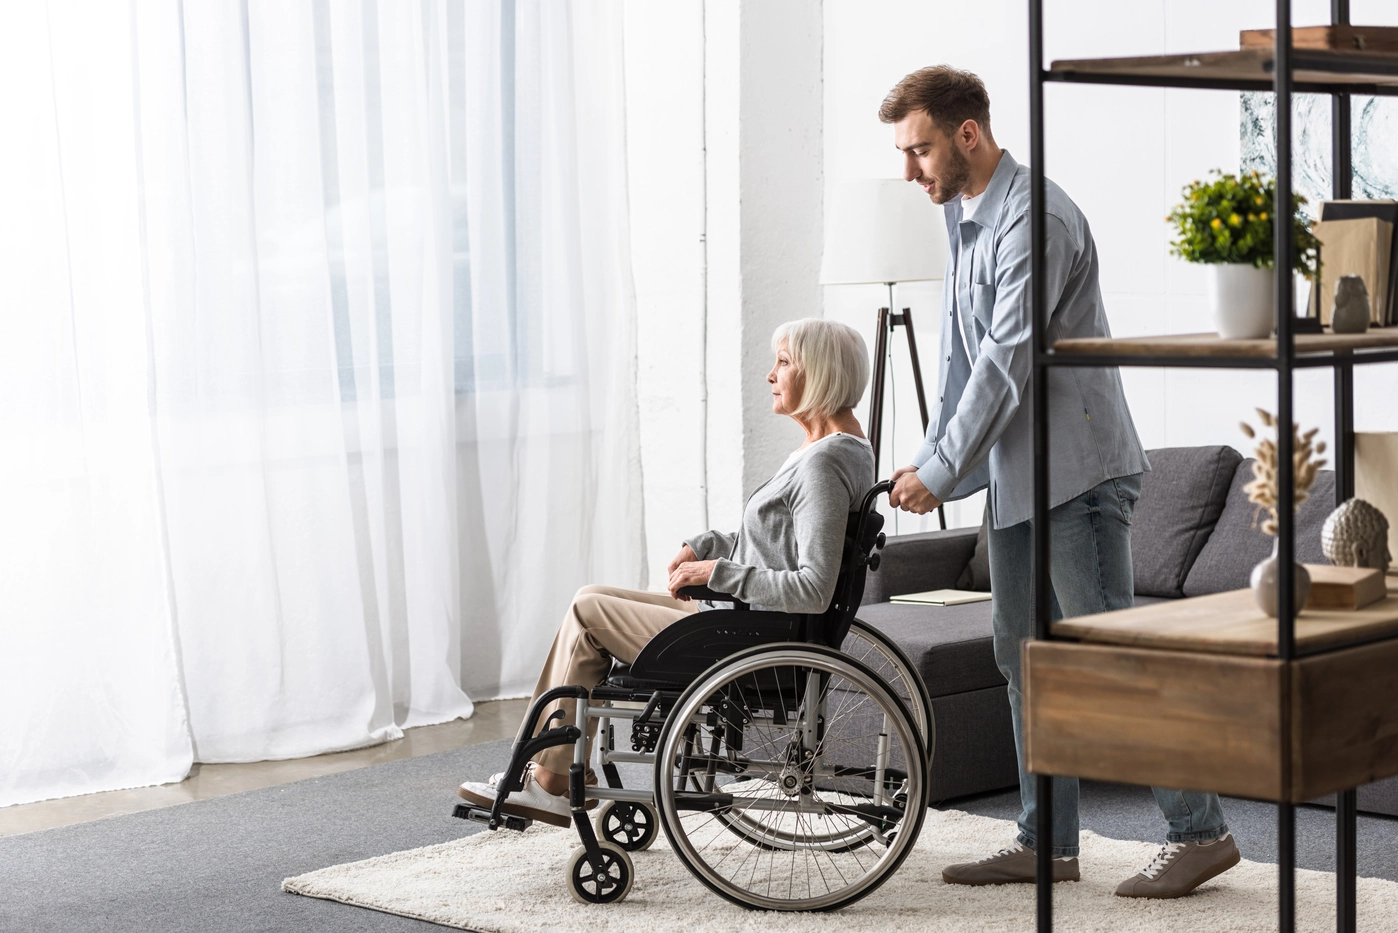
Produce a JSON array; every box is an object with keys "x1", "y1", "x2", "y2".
[
  {"x1": 595, "y1": 800, "x2": 658, "y2": 852},
  {"x1": 566, "y1": 842, "x2": 634, "y2": 904}
]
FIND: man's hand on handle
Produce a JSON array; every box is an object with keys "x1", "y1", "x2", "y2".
[{"x1": 888, "y1": 464, "x2": 942, "y2": 515}]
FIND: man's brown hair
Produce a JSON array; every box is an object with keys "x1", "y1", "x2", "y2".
[{"x1": 878, "y1": 65, "x2": 991, "y2": 137}]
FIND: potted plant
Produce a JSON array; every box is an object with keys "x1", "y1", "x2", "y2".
[{"x1": 1167, "y1": 170, "x2": 1319, "y2": 339}]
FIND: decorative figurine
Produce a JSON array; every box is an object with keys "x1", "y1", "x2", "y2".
[
  {"x1": 1322, "y1": 498, "x2": 1391, "y2": 574},
  {"x1": 1332, "y1": 275, "x2": 1371, "y2": 334}
]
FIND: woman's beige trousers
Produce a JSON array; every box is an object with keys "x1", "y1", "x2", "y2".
[{"x1": 524, "y1": 584, "x2": 698, "y2": 775}]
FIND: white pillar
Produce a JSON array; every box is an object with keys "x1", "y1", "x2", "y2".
[
  {"x1": 626, "y1": 0, "x2": 823, "y2": 584},
  {"x1": 706, "y1": 0, "x2": 824, "y2": 528}
]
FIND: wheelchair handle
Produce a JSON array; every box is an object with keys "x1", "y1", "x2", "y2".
[
  {"x1": 859, "y1": 480, "x2": 895, "y2": 519},
  {"x1": 838, "y1": 480, "x2": 894, "y2": 614}
]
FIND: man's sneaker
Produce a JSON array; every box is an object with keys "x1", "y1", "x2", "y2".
[
  {"x1": 1115, "y1": 833, "x2": 1241, "y2": 898},
  {"x1": 458, "y1": 764, "x2": 578, "y2": 828},
  {"x1": 943, "y1": 842, "x2": 1080, "y2": 885}
]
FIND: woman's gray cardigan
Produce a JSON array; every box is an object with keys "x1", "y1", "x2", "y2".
[{"x1": 684, "y1": 434, "x2": 874, "y2": 614}]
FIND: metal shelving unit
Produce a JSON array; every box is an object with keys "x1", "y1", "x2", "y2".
[{"x1": 1026, "y1": 2, "x2": 1395, "y2": 931}]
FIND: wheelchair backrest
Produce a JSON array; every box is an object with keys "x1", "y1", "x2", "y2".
[{"x1": 811, "y1": 485, "x2": 887, "y2": 649}]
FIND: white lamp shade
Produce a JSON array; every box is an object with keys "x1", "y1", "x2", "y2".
[{"x1": 819, "y1": 179, "x2": 949, "y2": 285}]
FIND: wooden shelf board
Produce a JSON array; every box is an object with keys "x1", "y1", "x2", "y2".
[
  {"x1": 1054, "y1": 327, "x2": 1398, "y2": 359},
  {"x1": 1050, "y1": 48, "x2": 1398, "y2": 89},
  {"x1": 1052, "y1": 580, "x2": 1398, "y2": 658}
]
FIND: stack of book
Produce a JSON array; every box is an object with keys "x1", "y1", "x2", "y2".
[{"x1": 1312, "y1": 200, "x2": 1398, "y2": 327}]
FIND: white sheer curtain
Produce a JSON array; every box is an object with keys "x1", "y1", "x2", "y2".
[{"x1": 0, "y1": 0, "x2": 643, "y2": 807}]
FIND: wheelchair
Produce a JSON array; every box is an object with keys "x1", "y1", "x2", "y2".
[{"x1": 453, "y1": 481, "x2": 935, "y2": 911}]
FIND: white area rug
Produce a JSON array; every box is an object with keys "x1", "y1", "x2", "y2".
[{"x1": 284, "y1": 809, "x2": 1396, "y2": 932}]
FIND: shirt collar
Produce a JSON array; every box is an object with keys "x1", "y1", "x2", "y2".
[{"x1": 960, "y1": 149, "x2": 1017, "y2": 230}]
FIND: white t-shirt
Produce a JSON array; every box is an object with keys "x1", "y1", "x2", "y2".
[{"x1": 953, "y1": 189, "x2": 987, "y2": 362}]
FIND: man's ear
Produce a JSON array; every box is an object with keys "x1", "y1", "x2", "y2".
[{"x1": 958, "y1": 119, "x2": 981, "y2": 152}]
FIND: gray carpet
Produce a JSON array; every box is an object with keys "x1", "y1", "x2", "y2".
[
  {"x1": 4, "y1": 739, "x2": 1396, "y2": 932},
  {"x1": 0, "y1": 741, "x2": 518, "y2": 933}
]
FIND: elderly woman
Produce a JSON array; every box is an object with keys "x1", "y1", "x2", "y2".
[{"x1": 459, "y1": 318, "x2": 874, "y2": 826}]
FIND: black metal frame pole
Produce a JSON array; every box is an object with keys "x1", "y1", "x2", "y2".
[
  {"x1": 1275, "y1": 5, "x2": 1297, "y2": 933},
  {"x1": 1337, "y1": 783, "x2": 1358, "y2": 933},
  {"x1": 896, "y1": 308, "x2": 948, "y2": 530},
  {"x1": 1334, "y1": 360, "x2": 1355, "y2": 503},
  {"x1": 868, "y1": 292, "x2": 949, "y2": 529},
  {"x1": 868, "y1": 305, "x2": 891, "y2": 477},
  {"x1": 1328, "y1": 6, "x2": 1358, "y2": 932},
  {"x1": 1029, "y1": 2, "x2": 1052, "y2": 931}
]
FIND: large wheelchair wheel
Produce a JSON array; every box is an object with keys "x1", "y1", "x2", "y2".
[
  {"x1": 688, "y1": 622, "x2": 933, "y2": 853},
  {"x1": 842, "y1": 618, "x2": 935, "y2": 771},
  {"x1": 654, "y1": 644, "x2": 926, "y2": 912}
]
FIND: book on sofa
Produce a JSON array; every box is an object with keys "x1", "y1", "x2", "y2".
[{"x1": 889, "y1": 589, "x2": 993, "y2": 607}]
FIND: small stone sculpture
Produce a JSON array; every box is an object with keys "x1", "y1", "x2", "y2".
[
  {"x1": 1332, "y1": 275, "x2": 1371, "y2": 334},
  {"x1": 1322, "y1": 498, "x2": 1391, "y2": 573}
]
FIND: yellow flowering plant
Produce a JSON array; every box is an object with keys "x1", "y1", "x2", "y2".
[{"x1": 1167, "y1": 170, "x2": 1319, "y2": 278}]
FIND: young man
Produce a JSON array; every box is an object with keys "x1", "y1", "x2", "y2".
[{"x1": 880, "y1": 66, "x2": 1241, "y2": 898}]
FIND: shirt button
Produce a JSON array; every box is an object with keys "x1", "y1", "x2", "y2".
[
  {"x1": 946, "y1": 355, "x2": 951, "y2": 361},
  {"x1": 939, "y1": 396, "x2": 943, "y2": 402}
]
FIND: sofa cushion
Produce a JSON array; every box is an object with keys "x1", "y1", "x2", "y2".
[
  {"x1": 1131, "y1": 446, "x2": 1242, "y2": 598},
  {"x1": 955, "y1": 506, "x2": 992, "y2": 592},
  {"x1": 855, "y1": 593, "x2": 1172, "y2": 699},
  {"x1": 863, "y1": 526, "x2": 978, "y2": 605},
  {"x1": 1181, "y1": 460, "x2": 1335, "y2": 597},
  {"x1": 855, "y1": 600, "x2": 1002, "y2": 699}
]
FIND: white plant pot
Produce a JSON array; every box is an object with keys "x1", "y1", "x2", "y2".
[{"x1": 1206, "y1": 263, "x2": 1276, "y2": 339}]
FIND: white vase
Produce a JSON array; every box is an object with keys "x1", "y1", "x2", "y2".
[
  {"x1": 1206, "y1": 263, "x2": 1276, "y2": 339},
  {"x1": 1250, "y1": 539, "x2": 1311, "y2": 618}
]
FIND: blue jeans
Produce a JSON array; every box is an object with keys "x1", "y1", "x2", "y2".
[{"x1": 989, "y1": 473, "x2": 1229, "y2": 857}]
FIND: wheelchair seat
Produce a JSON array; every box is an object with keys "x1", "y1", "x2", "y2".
[{"x1": 601, "y1": 661, "x2": 673, "y2": 692}]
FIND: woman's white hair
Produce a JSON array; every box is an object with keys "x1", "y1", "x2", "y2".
[{"x1": 771, "y1": 318, "x2": 870, "y2": 420}]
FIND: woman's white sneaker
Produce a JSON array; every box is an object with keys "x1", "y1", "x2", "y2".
[{"x1": 458, "y1": 764, "x2": 573, "y2": 828}]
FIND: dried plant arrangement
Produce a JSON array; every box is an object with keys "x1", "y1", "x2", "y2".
[{"x1": 1239, "y1": 409, "x2": 1327, "y2": 536}]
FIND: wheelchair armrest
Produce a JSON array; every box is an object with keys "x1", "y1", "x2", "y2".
[{"x1": 677, "y1": 585, "x2": 748, "y2": 609}]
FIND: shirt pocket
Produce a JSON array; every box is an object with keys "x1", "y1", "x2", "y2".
[{"x1": 971, "y1": 282, "x2": 996, "y2": 340}]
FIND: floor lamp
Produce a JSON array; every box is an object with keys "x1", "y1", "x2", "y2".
[{"x1": 820, "y1": 179, "x2": 950, "y2": 529}]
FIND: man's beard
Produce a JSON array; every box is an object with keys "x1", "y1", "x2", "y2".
[{"x1": 929, "y1": 145, "x2": 972, "y2": 205}]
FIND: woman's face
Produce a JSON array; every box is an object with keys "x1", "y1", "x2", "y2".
[{"x1": 767, "y1": 342, "x2": 803, "y2": 416}]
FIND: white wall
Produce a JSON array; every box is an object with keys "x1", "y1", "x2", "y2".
[
  {"x1": 823, "y1": 0, "x2": 1398, "y2": 509},
  {"x1": 627, "y1": 0, "x2": 1398, "y2": 586},
  {"x1": 626, "y1": 0, "x2": 824, "y2": 588},
  {"x1": 623, "y1": 2, "x2": 707, "y2": 587}
]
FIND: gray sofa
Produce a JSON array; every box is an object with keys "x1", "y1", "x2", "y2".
[{"x1": 858, "y1": 445, "x2": 1398, "y2": 816}]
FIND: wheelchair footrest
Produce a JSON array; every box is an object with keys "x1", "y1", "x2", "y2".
[{"x1": 452, "y1": 803, "x2": 533, "y2": 832}]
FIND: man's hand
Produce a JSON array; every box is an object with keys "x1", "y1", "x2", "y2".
[
  {"x1": 667, "y1": 543, "x2": 698, "y2": 576},
  {"x1": 668, "y1": 560, "x2": 717, "y2": 600},
  {"x1": 889, "y1": 468, "x2": 941, "y2": 515}
]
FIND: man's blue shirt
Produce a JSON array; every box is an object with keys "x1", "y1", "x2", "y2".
[{"x1": 911, "y1": 149, "x2": 1149, "y2": 529}]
